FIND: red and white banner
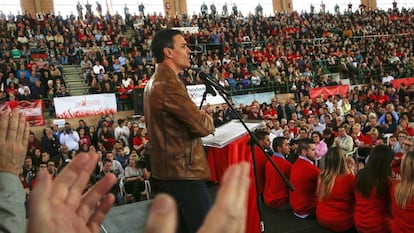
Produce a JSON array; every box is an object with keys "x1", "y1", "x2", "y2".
[
  {"x1": 54, "y1": 94, "x2": 117, "y2": 119},
  {"x1": 0, "y1": 99, "x2": 45, "y2": 126},
  {"x1": 187, "y1": 84, "x2": 226, "y2": 106},
  {"x1": 309, "y1": 85, "x2": 350, "y2": 100}
]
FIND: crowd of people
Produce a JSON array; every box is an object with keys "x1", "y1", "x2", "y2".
[
  {"x1": 0, "y1": 109, "x2": 251, "y2": 233},
  {"x1": 1, "y1": 5, "x2": 414, "y2": 112},
  {"x1": 0, "y1": 3, "x2": 414, "y2": 232}
]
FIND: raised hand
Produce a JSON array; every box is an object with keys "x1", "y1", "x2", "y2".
[
  {"x1": 28, "y1": 152, "x2": 117, "y2": 233},
  {"x1": 144, "y1": 162, "x2": 251, "y2": 233},
  {"x1": 0, "y1": 109, "x2": 30, "y2": 176}
]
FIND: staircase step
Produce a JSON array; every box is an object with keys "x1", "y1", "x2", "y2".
[{"x1": 67, "y1": 83, "x2": 87, "y2": 89}]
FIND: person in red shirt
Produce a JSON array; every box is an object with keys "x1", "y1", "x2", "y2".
[
  {"x1": 289, "y1": 138, "x2": 320, "y2": 219},
  {"x1": 391, "y1": 151, "x2": 414, "y2": 233},
  {"x1": 316, "y1": 146, "x2": 355, "y2": 232},
  {"x1": 252, "y1": 130, "x2": 272, "y2": 195},
  {"x1": 264, "y1": 137, "x2": 291, "y2": 209},
  {"x1": 354, "y1": 145, "x2": 394, "y2": 233}
]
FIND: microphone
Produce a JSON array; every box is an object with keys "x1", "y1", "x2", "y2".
[
  {"x1": 199, "y1": 72, "x2": 229, "y2": 96},
  {"x1": 204, "y1": 82, "x2": 217, "y2": 96}
]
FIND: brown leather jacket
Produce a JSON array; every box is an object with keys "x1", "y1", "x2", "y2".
[{"x1": 144, "y1": 64, "x2": 215, "y2": 180}]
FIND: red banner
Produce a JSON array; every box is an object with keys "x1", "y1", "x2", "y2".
[
  {"x1": 0, "y1": 99, "x2": 45, "y2": 126},
  {"x1": 391, "y1": 77, "x2": 414, "y2": 88},
  {"x1": 309, "y1": 85, "x2": 350, "y2": 99}
]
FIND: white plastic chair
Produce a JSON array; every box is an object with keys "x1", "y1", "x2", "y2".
[{"x1": 119, "y1": 177, "x2": 152, "y2": 202}]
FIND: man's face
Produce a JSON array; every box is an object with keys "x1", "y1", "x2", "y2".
[
  {"x1": 299, "y1": 130, "x2": 308, "y2": 139},
  {"x1": 282, "y1": 139, "x2": 290, "y2": 155},
  {"x1": 39, "y1": 163, "x2": 48, "y2": 172},
  {"x1": 338, "y1": 127, "x2": 346, "y2": 137},
  {"x1": 169, "y1": 34, "x2": 191, "y2": 70},
  {"x1": 305, "y1": 143, "x2": 317, "y2": 161},
  {"x1": 260, "y1": 135, "x2": 271, "y2": 150},
  {"x1": 47, "y1": 161, "x2": 55, "y2": 173},
  {"x1": 24, "y1": 158, "x2": 32, "y2": 168},
  {"x1": 106, "y1": 153, "x2": 113, "y2": 161},
  {"x1": 103, "y1": 161, "x2": 112, "y2": 173}
]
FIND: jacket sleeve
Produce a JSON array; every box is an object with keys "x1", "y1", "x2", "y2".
[
  {"x1": 162, "y1": 79, "x2": 214, "y2": 137},
  {"x1": 0, "y1": 172, "x2": 26, "y2": 233}
]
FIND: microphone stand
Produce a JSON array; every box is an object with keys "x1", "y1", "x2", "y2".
[
  {"x1": 199, "y1": 90, "x2": 209, "y2": 110},
  {"x1": 199, "y1": 85, "x2": 217, "y2": 110},
  {"x1": 215, "y1": 88, "x2": 295, "y2": 233}
]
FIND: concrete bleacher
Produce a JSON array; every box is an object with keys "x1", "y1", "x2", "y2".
[{"x1": 62, "y1": 65, "x2": 90, "y2": 96}]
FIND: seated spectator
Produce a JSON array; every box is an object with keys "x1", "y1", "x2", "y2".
[
  {"x1": 391, "y1": 151, "x2": 414, "y2": 233},
  {"x1": 99, "y1": 124, "x2": 115, "y2": 150},
  {"x1": 105, "y1": 152, "x2": 124, "y2": 178},
  {"x1": 49, "y1": 64, "x2": 62, "y2": 78},
  {"x1": 114, "y1": 119, "x2": 130, "y2": 146},
  {"x1": 289, "y1": 138, "x2": 320, "y2": 219},
  {"x1": 213, "y1": 109, "x2": 225, "y2": 127},
  {"x1": 89, "y1": 76, "x2": 102, "y2": 94},
  {"x1": 397, "y1": 119, "x2": 414, "y2": 136},
  {"x1": 95, "y1": 158, "x2": 123, "y2": 205},
  {"x1": 316, "y1": 147, "x2": 355, "y2": 232},
  {"x1": 56, "y1": 86, "x2": 71, "y2": 97},
  {"x1": 311, "y1": 131, "x2": 327, "y2": 169},
  {"x1": 59, "y1": 123, "x2": 80, "y2": 152},
  {"x1": 355, "y1": 145, "x2": 394, "y2": 233},
  {"x1": 77, "y1": 128, "x2": 91, "y2": 149},
  {"x1": 264, "y1": 137, "x2": 291, "y2": 209},
  {"x1": 124, "y1": 158, "x2": 150, "y2": 202},
  {"x1": 130, "y1": 126, "x2": 148, "y2": 154},
  {"x1": 380, "y1": 112, "x2": 398, "y2": 134},
  {"x1": 392, "y1": 136, "x2": 414, "y2": 177}
]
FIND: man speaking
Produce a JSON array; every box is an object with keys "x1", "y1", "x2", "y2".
[{"x1": 144, "y1": 29, "x2": 215, "y2": 233}]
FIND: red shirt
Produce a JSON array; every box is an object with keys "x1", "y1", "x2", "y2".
[
  {"x1": 391, "y1": 182, "x2": 414, "y2": 233},
  {"x1": 264, "y1": 154, "x2": 291, "y2": 208},
  {"x1": 254, "y1": 146, "x2": 269, "y2": 194},
  {"x1": 289, "y1": 157, "x2": 320, "y2": 215},
  {"x1": 316, "y1": 174, "x2": 355, "y2": 232},
  {"x1": 354, "y1": 183, "x2": 391, "y2": 233}
]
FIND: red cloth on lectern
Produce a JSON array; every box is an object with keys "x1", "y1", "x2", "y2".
[{"x1": 207, "y1": 134, "x2": 260, "y2": 233}]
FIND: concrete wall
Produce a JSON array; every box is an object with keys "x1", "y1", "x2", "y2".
[{"x1": 21, "y1": 0, "x2": 55, "y2": 16}]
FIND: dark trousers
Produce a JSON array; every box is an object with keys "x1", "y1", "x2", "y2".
[
  {"x1": 154, "y1": 179, "x2": 212, "y2": 233},
  {"x1": 124, "y1": 180, "x2": 145, "y2": 201}
]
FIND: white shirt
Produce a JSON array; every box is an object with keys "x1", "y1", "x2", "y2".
[
  {"x1": 59, "y1": 131, "x2": 80, "y2": 151},
  {"x1": 93, "y1": 64, "x2": 105, "y2": 75},
  {"x1": 114, "y1": 125, "x2": 130, "y2": 145}
]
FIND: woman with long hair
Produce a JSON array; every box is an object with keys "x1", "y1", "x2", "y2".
[
  {"x1": 354, "y1": 145, "x2": 394, "y2": 233},
  {"x1": 316, "y1": 147, "x2": 356, "y2": 232},
  {"x1": 391, "y1": 151, "x2": 414, "y2": 233},
  {"x1": 381, "y1": 112, "x2": 398, "y2": 134}
]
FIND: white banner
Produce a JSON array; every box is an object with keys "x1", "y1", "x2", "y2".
[
  {"x1": 54, "y1": 94, "x2": 117, "y2": 119},
  {"x1": 187, "y1": 84, "x2": 226, "y2": 106},
  {"x1": 172, "y1": 27, "x2": 199, "y2": 34}
]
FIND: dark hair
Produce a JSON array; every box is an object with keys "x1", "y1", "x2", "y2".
[
  {"x1": 151, "y1": 29, "x2": 182, "y2": 63},
  {"x1": 272, "y1": 137, "x2": 285, "y2": 152},
  {"x1": 355, "y1": 145, "x2": 394, "y2": 198},
  {"x1": 254, "y1": 130, "x2": 269, "y2": 141},
  {"x1": 298, "y1": 138, "x2": 314, "y2": 155}
]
